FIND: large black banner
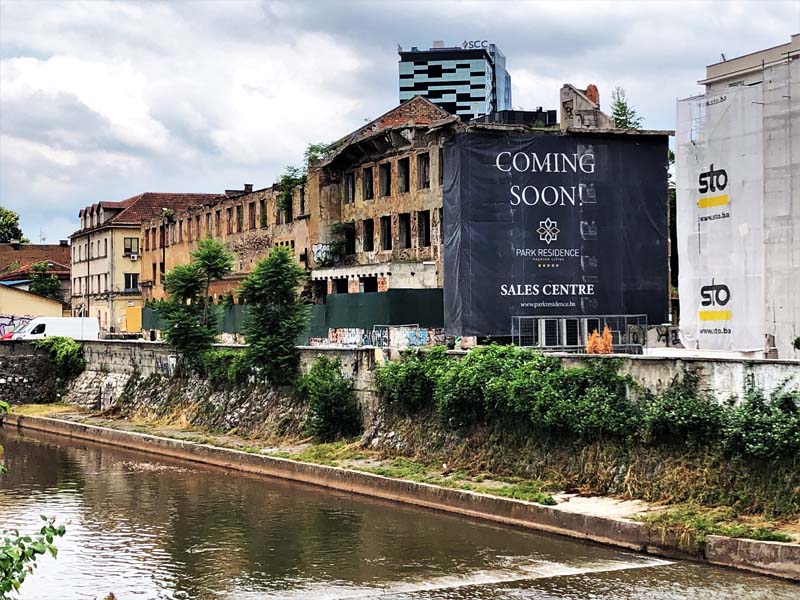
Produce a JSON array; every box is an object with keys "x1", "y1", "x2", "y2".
[{"x1": 443, "y1": 130, "x2": 669, "y2": 337}]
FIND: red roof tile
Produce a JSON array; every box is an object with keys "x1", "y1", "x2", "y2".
[{"x1": 0, "y1": 244, "x2": 71, "y2": 274}]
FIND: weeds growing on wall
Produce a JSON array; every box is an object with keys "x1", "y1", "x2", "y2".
[
  {"x1": 297, "y1": 356, "x2": 361, "y2": 442},
  {"x1": 32, "y1": 336, "x2": 86, "y2": 398}
]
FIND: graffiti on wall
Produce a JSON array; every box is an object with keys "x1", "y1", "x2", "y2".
[
  {"x1": 312, "y1": 326, "x2": 444, "y2": 349},
  {"x1": 0, "y1": 314, "x2": 30, "y2": 335}
]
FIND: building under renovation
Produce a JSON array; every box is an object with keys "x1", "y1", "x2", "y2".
[{"x1": 677, "y1": 34, "x2": 800, "y2": 358}]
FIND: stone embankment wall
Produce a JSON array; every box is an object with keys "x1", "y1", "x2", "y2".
[
  {"x1": 1, "y1": 340, "x2": 798, "y2": 412},
  {"x1": 0, "y1": 342, "x2": 58, "y2": 403}
]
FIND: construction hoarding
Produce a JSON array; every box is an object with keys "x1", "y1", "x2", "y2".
[{"x1": 443, "y1": 131, "x2": 669, "y2": 337}]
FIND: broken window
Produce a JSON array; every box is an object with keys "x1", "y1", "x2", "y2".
[
  {"x1": 399, "y1": 213, "x2": 411, "y2": 248},
  {"x1": 206, "y1": 213, "x2": 212, "y2": 235},
  {"x1": 248, "y1": 202, "x2": 256, "y2": 229},
  {"x1": 418, "y1": 210, "x2": 431, "y2": 247},
  {"x1": 195, "y1": 215, "x2": 201, "y2": 239},
  {"x1": 398, "y1": 157, "x2": 410, "y2": 193},
  {"x1": 438, "y1": 146, "x2": 444, "y2": 185},
  {"x1": 362, "y1": 167, "x2": 374, "y2": 200},
  {"x1": 300, "y1": 186, "x2": 306, "y2": 214},
  {"x1": 380, "y1": 215, "x2": 392, "y2": 250},
  {"x1": 344, "y1": 172, "x2": 356, "y2": 204},
  {"x1": 417, "y1": 153, "x2": 430, "y2": 189},
  {"x1": 379, "y1": 163, "x2": 392, "y2": 197},
  {"x1": 259, "y1": 199, "x2": 267, "y2": 228},
  {"x1": 363, "y1": 218, "x2": 374, "y2": 252},
  {"x1": 236, "y1": 205, "x2": 244, "y2": 232}
]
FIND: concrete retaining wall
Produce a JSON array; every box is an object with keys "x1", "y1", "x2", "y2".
[
  {"x1": 4, "y1": 413, "x2": 798, "y2": 582},
  {"x1": 706, "y1": 535, "x2": 800, "y2": 580}
]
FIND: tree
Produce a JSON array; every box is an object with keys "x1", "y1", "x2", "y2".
[
  {"x1": 276, "y1": 142, "x2": 329, "y2": 216},
  {"x1": 239, "y1": 246, "x2": 309, "y2": 386},
  {"x1": 610, "y1": 87, "x2": 643, "y2": 129},
  {"x1": 190, "y1": 237, "x2": 233, "y2": 325},
  {"x1": 0, "y1": 207, "x2": 28, "y2": 243},
  {"x1": 159, "y1": 239, "x2": 233, "y2": 372},
  {"x1": 28, "y1": 262, "x2": 62, "y2": 301}
]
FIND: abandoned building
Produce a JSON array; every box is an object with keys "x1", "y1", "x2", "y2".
[{"x1": 139, "y1": 183, "x2": 309, "y2": 303}]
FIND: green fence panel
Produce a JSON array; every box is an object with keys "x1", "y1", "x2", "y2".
[{"x1": 387, "y1": 289, "x2": 444, "y2": 328}]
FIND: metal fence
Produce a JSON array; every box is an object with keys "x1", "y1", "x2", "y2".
[{"x1": 511, "y1": 314, "x2": 648, "y2": 354}]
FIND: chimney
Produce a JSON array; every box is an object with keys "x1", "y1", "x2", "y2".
[
  {"x1": 584, "y1": 84, "x2": 600, "y2": 107},
  {"x1": 244, "y1": 183, "x2": 253, "y2": 193},
  {"x1": 59, "y1": 239, "x2": 68, "y2": 247}
]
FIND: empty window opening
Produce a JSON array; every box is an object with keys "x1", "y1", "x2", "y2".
[
  {"x1": 344, "y1": 222, "x2": 356, "y2": 254},
  {"x1": 236, "y1": 205, "x2": 244, "y2": 233},
  {"x1": 248, "y1": 202, "x2": 256, "y2": 229},
  {"x1": 418, "y1": 210, "x2": 431, "y2": 247},
  {"x1": 362, "y1": 167, "x2": 374, "y2": 200},
  {"x1": 361, "y1": 276, "x2": 378, "y2": 293},
  {"x1": 344, "y1": 172, "x2": 356, "y2": 204},
  {"x1": 399, "y1": 213, "x2": 411, "y2": 248},
  {"x1": 362, "y1": 219, "x2": 375, "y2": 252},
  {"x1": 380, "y1": 215, "x2": 392, "y2": 250},
  {"x1": 334, "y1": 278, "x2": 349, "y2": 294},
  {"x1": 398, "y1": 157, "x2": 410, "y2": 193},
  {"x1": 379, "y1": 163, "x2": 392, "y2": 197},
  {"x1": 438, "y1": 146, "x2": 444, "y2": 185},
  {"x1": 417, "y1": 153, "x2": 430, "y2": 189}
]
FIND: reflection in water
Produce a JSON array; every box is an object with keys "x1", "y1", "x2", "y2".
[{"x1": 0, "y1": 428, "x2": 795, "y2": 599}]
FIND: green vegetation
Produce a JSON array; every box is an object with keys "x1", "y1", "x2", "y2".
[
  {"x1": 297, "y1": 356, "x2": 361, "y2": 442},
  {"x1": 158, "y1": 238, "x2": 233, "y2": 372},
  {"x1": 28, "y1": 262, "x2": 62, "y2": 301},
  {"x1": 32, "y1": 336, "x2": 86, "y2": 397},
  {"x1": 0, "y1": 516, "x2": 66, "y2": 598},
  {"x1": 376, "y1": 345, "x2": 800, "y2": 463},
  {"x1": 639, "y1": 505, "x2": 791, "y2": 545},
  {"x1": 0, "y1": 401, "x2": 66, "y2": 598},
  {"x1": 0, "y1": 207, "x2": 27, "y2": 243},
  {"x1": 276, "y1": 142, "x2": 328, "y2": 215},
  {"x1": 239, "y1": 246, "x2": 309, "y2": 386},
  {"x1": 200, "y1": 348, "x2": 249, "y2": 387}
]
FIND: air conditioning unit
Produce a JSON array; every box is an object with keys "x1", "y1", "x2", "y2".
[{"x1": 130, "y1": 254, "x2": 139, "y2": 261}]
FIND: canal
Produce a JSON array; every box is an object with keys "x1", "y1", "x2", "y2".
[{"x1": 0, "y1": 428, "x2": 796, "y2": 599}]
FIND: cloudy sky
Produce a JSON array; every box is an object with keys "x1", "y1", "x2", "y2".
[{"x1": 0, "y1": 0, "x2": 797, "y2": 242}]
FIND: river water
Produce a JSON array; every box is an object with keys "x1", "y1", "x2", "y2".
[{"x1": 0, "y1": 428, "x2": 796, "y2": 599}]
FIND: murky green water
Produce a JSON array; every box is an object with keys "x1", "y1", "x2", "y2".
[{"x1": 0, "y1": 427, "x2": 796, "y2": 599}]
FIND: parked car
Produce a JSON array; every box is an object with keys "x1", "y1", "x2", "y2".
[{"x1": 3, "y1": 317, "x2": 100, "y2": 341}]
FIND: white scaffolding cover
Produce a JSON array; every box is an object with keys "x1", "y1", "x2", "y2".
[{"x1": 676, "y1": 85, "x2": 765, "y2": 351}]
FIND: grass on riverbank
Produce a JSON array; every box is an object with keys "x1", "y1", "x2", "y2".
[
  {"x1": 8, "y1": 404, "x2": 796, "y2": 541},
  {"x1": 638, "y1": 504, "x2": 793, "y2": 546}
]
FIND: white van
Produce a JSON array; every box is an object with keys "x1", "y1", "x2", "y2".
[{"x1": 11, "y1": 317, "x2": 100, "y2": 341}]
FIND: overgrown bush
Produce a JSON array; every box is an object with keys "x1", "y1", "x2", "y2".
[
  {"x1": 298, "y1": 356, "x2": 362, "y2": 442},
  {"x1": 375, "y1": 344, "x2": 800, "y2": 461},
  {"x1": 723, "y1": 386, "x2": 800, "y2": 460},
  {"x1": 375, "y1": 346, "x2": 451, "y2": 414},
  {"x1": 200, "y1": 348, "x2": 250, "y2": 386},
  {"x1": 32, "y1": 336, "x2": 86, "y2": 395},
  {"x1": 641, "y1": 372, "x2": 724, "y2": 448}
]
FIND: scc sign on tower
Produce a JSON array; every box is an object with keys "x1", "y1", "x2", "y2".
[{"x1": 462, "y1": 40, "x2": 490, "y2": 49}]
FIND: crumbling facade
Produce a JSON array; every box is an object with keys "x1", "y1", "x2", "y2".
[
  {"x1": 305, "y1": 96, "x2": 459, "y2": 300},
  {"x1": 140, "y1": 184, "x2": 309, "y2": 302}
]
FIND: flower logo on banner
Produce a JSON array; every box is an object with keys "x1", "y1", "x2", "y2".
[{"x1": 537, "y1": 218, "x2": 560, "y2": 245}]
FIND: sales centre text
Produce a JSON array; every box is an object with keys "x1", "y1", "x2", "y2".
[{"x1": 494, "y1": 151, "x2": 596, "y2": 206}]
